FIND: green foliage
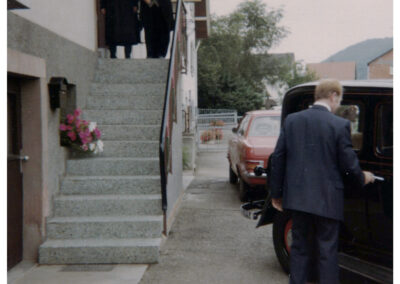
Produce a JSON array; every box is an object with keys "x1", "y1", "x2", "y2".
[
  {"x1": 198, "y1": 0, "x2": 290, "y2": 115},
  {"x1": 282, "y1": 62, "x2": 319, "y2": 89}
]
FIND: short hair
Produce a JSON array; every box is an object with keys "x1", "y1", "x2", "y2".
[{"x1": 314, "y1": 79, "x2": 343, "y2": 100}]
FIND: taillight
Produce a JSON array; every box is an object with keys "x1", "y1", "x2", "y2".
[{"x1": 245, "y1": 160, "x2": 264, "y2": 172}]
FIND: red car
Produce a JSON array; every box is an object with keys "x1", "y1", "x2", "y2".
[{"x1": 228, "y1": 110, "x2": 280, "y2": 201}]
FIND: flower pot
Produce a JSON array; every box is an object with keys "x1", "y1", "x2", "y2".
[{"x1": 67, "y1": 144, "x2": 95, "y2": 159}]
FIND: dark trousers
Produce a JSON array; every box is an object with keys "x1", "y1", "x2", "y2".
[
  {"x1": 109, "y1": 44, "x2": 132, "y2": 59},
  {"x1": 289, "y1": 210, "x2": 340, "y2": 284},
  {"x1": 144, "y1": 29, "x2": 170, "y2": 58}
]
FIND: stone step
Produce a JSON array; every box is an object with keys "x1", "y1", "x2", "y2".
[
  {"x1": 66, "y1": 157, "x2": 159, "y2": 176},
  {"x1": 99, "y1": 125, "x2": 160, "y2": 141},
  {"x1": 39, "y1": 238, "x2": 161, "y2": 264},
  {"x1": 90, "y1": 83, "x2": 166, "y2": 97},
  {"x1": 97, "y1": 58, "x2": 169, "y2": 70},
  {"x1": 86, "y1": 95, "x2": 164, "y2": 110},
  {"x1": 83, "y1": 110, "x2": 162, "y2": 125},
  {"x1": 98, "y1": 141, "x2": 158, "y2": 158},
  {"x1": 94, "y1": 59, "x2": 169, "y2": 84},
  {"x1": 61, "y1": 176, "x2": 160, "y2": 195},
  {"x1": 53, "y1": 195, "x2": 162, "y2": 217},
  {"x1": 46, "y1": 216, "x2": 163, "y2": 239}
]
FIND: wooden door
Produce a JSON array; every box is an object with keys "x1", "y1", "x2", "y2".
[
  {"x1": 97, "y1": 0, "x2": 106, "y2": 48},
  {"x1": 7, "y1": 77, "x2": 23, "y2": 270}
]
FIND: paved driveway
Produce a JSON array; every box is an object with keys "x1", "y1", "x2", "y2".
[{"x1": 140, "y1": 150, "x2": 288, "y2": 284}]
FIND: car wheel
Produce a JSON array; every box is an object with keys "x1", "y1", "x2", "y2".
[
  {"x1": 273, "y1": 210, "x2": 292, "y2": 274},
  {"x1": 229, "y1": 165, "x2": 238, "y2": 184},
  {"x1": 238, "y1": 178, "x2": 249, "y2": 202}
]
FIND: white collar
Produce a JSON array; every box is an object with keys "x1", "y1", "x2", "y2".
[{"x1": 314, "y1": 101, "x2": 331, "y2": 112}]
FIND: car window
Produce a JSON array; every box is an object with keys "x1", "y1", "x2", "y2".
[
  {"x1": 376, "y1": 103, "x2": 393, "y2": 157},
  {"x1": 248, "y1": 116, "x2": 280, "y2": 137},
  {"x1": 238, "y1": 115, "x2": 250, "y2": 136},
  {"x1": 335, "y1": 104, "x2": 363, "y2": 151}
]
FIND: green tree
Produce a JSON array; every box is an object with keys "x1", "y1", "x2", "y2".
[
  {"x1": 198, "y1": 0, "x2": 287, "y2": 115},
  {"x1": 283, "y1": 62, "x2": 319, "y2": 89}
]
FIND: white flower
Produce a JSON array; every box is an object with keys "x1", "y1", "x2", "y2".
[
  {"x1": 89, "y1": 143, "x2": 96, "y2": 151},
  {"x1": 89, "y1": 121, "x2": 97, "y2": 132},
  {"x1": 94, "y1": 140, "x2": 104, "y2": 154}
]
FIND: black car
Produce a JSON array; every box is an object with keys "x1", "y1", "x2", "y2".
[{"x1": 242, "y1": 80, "x2": 393, "y2": 283}]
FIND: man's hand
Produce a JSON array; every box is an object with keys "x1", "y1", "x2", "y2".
[
  {"x1": 363, "y1": 171, "x2": 375, "y2": 184},
  {"x1": 143, "y1": 0, "x2": 151, "y2": 5},
  {"x1": 271, "y1": 198, "x2": 283, "y2": 212},
  {"x1": 101, "y1": 8, "x2": 106, "y2": 15}
]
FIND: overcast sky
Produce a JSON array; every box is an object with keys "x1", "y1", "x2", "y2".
[{"x1": 210, "y1": 0, "x2": 393, "y2": 63}]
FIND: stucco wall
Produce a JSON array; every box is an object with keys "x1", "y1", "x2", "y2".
[
  {"x1": 182, "y1": 3, "x2": 198, "y2": 129},
  {"x1": 307, "y1": 61, "x2": 356, "y2": 80},
  {"x1": 166, "y1": 76, "x2": 184, "y2": 232},
  {"x1": 8, "y1": 12, "x2": 98, "y2": 216},
  {"x1": 12, "y1": 0, "x2": 97, "y2": 51}
]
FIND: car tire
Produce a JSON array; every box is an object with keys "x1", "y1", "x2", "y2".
[
  {"x1": 238, "y1": 178, "x2": 249, "y2": 202},
  {"x1": 273, "y1": 210, "x2": 292, "y2": 274},
  {"x1": 229, "y1": 165, "x2": 238, "y2": 184}
]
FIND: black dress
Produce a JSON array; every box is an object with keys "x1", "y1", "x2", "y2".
[{"x1": 140, "y1": 0, "x2": 173, "y2": 58}]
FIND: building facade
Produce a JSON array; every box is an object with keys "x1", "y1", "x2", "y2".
[
  {"x1": 368, "y1": 49, "x2": 393, "y2": 79},
  {"x1": 7, "y1": 0, "x2": 209, "y2": 270},
  {"x1": 8, "y1": 0, "x2": 98, "y2": 269},
  {"x1": 307, "y1": 61, "x2": 356, "y2": 80}
]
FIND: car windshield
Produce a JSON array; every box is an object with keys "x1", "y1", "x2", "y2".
[{"x1": 248, "y1": 116, "x2": 280, "y2": 137}]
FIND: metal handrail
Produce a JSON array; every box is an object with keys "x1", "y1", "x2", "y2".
[{"x1": 159, "y1": 0, "x2": 187, "y2": 234}]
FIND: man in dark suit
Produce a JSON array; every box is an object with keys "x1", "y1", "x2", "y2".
[{"x1": 269, "y1": 79, "x2": 375, "y2": 284}]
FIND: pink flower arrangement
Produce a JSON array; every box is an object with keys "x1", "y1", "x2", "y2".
[{"x1": 60, "y1": 108, "x2": 103, "y2": 153}]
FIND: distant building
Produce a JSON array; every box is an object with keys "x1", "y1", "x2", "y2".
[
  {"x1": 368, "y1": 49, "x2": 393, "y2": 79},
  {"x1": 307, "y1": 62, "x2": 356, "y2": 80},
  {"x1": 321, "y1": 37, "x2": 393, "y2": 80}
]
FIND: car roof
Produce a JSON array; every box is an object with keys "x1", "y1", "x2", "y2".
[
  {"x1": 288, "y1": 79, "x2": 393, "y2": 93},
  {"x1": 245, "y1": 110, "x2": 281, "y2": 116}
]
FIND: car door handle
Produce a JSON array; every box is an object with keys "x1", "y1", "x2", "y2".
[{"x1": 373, "y1": 175, "x2": 384, "y2": 181}]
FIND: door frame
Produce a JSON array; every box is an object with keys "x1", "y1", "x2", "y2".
[
  {"x1": 7, "y1": 79, "x2": 23, "y2": 270},
  {"x1": 7, "y1": 48, "x2": 49, "y2": 264}
]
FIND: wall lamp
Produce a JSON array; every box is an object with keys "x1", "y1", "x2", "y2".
[{"x1": 48, "y1": 77, "x2": 68, "y2": 110}]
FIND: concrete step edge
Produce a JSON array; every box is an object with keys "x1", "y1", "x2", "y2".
[
  {"x1": 91, "y1": 82, "x2": 166, "y2": 87},
  {"x1": 84, "y1": 110, "x2": 163, "y2": 114},
  {"x1": 63, "y1": 175, "x2": 161, "y2": 181},
  {"x1": 48, "y1": 215, "x2": 163, "y2": 223},
  {"x1": 97, "y1": 124, "x2": 161, "y2": 127},
  {"x1": 67, "y1": 157, "x2": 159, "y2": 162},
  {"x1": 41, "y1": 238, "x2": 162, "y2": 248},
  {"x1": 102, "y1": 140, "x2": 159, "y2": 144},
  {"x1": 87, "y1": 94, "x2": 164, "y2": 99},
  {"x1": 55, "y1": 194, "x2": 161, "y2": 201}
]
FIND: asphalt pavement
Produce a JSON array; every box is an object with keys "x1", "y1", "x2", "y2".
[{"x1": 140, "y1": 150, "x2": 288, "y2": 284}]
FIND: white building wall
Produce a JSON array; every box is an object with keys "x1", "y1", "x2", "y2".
[
  {"x1": 181, "y1": 2, "x2": 198, "y2": 132},
  {"x1": 12, "y1": 0, "x2": 97, "y2": 51}
]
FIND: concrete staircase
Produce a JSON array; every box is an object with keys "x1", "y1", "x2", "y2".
[{"x1": 39, "y1": 58, "x2": 169, "y2": 264}]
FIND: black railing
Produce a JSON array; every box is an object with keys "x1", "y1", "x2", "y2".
[{"x1": 159, "y1": 0, "x2": 187, "y2": 233}]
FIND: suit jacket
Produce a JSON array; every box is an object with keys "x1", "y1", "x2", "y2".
[
  {"x1": 140, "y1": 0, "x2": 173, "y2": 32},
  {"x1": 270, "y1": 105, "x2": 364, "y2": 220}
]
